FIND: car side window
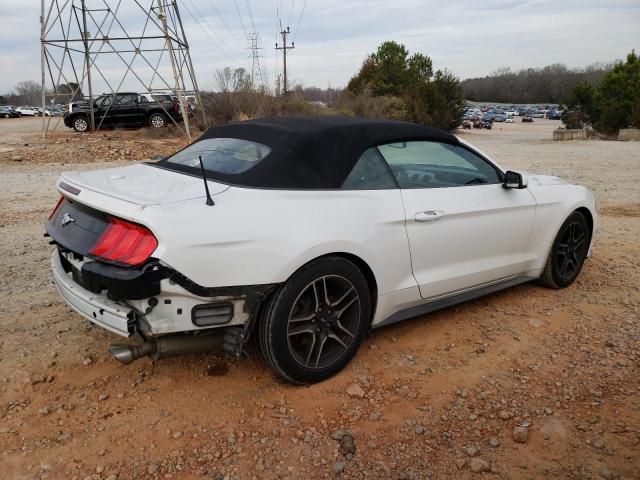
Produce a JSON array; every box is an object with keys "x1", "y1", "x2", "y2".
[
  {"x1": 96, "y1": 96, "x2": 112, "y2": 107},
  {"x1": 377, "y1": 141, "x2": 501, "y2": 189},
  {"x1": 342, "y1": 148, "x2": 397, "y2": 190},
  {"x1": 115, "y1": 94, "x2": 137, "y2": 106}
]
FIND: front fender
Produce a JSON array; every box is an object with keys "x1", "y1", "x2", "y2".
[{"x1": 524, "y1": 184, "x2": 597, "y2": 274}]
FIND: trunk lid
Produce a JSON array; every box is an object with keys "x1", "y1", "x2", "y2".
[{"x1": 60, "y1": 163, "x2": 229, "y2": 206}]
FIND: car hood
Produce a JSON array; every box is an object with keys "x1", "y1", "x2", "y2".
[
  {"x1": 524, "y1": 173, "x2": 568, "y2": 187},
  {"x1": 59, "y1": 163, "x2": 230, "y2": 206}
]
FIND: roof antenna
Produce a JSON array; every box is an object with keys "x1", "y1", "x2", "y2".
[{"x1": 198, "y1": 155, "x2": 214, "y2": 206}]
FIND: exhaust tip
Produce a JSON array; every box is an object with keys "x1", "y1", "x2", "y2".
[
  {"x1": 109, "y1": 341, "x2": 155, "y2": 365},
  {"x1": 109, "y1": 345, "x2": 137, "y2": 365}
]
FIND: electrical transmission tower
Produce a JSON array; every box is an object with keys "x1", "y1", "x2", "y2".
[
  {"x1": 39, "y1": 0, "x2": 206, "y2": 140},
  {"x1": 275, "y1": 26, "x2": 294, "y2": 94},
  {"x1": 248, "y1": 33, "x2": 265, "y2": 88}
]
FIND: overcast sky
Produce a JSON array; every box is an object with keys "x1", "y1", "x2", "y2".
[{"x1": 1, "y1": 0, "x2": 639, "y2": 95}]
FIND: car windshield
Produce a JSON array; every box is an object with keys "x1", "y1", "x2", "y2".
[{"x1": 165, "y1": 137, "x2": 271, "y2": 175}]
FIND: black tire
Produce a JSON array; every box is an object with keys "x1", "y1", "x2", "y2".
[
  {"x1": 149, "y1": 112, "x2": 166, "y2": 128},
  {"x1": 257, "y1": 257, "x2": 371, "y2": 384},
  {"x1": 538, "y1": 211, "x2": 590, "y2": 289},
  {"x1": 72, "y1": 115, "x2": 89, "y2": 132}
]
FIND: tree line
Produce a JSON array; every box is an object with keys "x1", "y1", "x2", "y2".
[
  {"x1": 461, "y1": 63, "x2": 613, "y2": 104},
  {"x1": 1, "y1": 81, "x2": 83, "y2": 106}
]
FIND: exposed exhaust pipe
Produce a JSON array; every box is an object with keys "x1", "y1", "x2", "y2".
[{"x1": 109, "y1": 332, "x2": 224, "y2": 365}]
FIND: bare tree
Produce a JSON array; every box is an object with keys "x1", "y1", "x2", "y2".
[
  {"x1": 14, "y1": 81, "x2": 41, "y2": 105},
  {"x1": 462, "y1": 62, "x2": 614, "y2": 103}
]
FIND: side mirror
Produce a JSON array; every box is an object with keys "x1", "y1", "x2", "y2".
[{"x1": 503, "y1": 170, "x2": 527, "y2": 189}]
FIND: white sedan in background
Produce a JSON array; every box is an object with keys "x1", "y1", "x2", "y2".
[
  {"x1": 16, "y1": 106, "x2": 40, "y2": 116},
  {"x1": 46, "y1": 116, "x2": 596, "y2": 384}
]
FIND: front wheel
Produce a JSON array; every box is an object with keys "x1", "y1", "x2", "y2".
[
  {"x1": 149, "y1": 112, "x2": 166, "y2": 128},
  {"x1": 538, "y1": 211, "x2": 590, "y2": 289},
  {"x1": 257, "y1": 257, "x2": 371, "y2": 384}
]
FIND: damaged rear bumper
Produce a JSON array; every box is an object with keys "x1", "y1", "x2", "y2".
[
  {"x1": 51, "y1": 249, "x2": 278, "y2": 362},
  {"x1": 52, "y1": 252, "x2": 133, "y2": 337}
]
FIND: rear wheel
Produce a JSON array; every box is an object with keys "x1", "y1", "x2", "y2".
[
  {"x1": 149, "y1": 112, "x2": 166, "y2": 128},
  {"x1": 539, "y1": 211, "x2": 590, "y2": 289},
  {"x1": 257, "y1": 257, "x2": 371, "y2": 384},
  {"x1": 3, "y1": 113, "x2": 9, "y2": 118},
  {"x1": 72, "y1": 116, "x2": 89, "y2": 132}
]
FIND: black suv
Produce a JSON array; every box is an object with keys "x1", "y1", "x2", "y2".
[{"x1": 63, "y1": 92, "x2": 182, "y2": 132}]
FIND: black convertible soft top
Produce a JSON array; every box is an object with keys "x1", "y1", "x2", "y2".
[{"x1": 160, "y1": 116, "x2": 459, "y2": 189}]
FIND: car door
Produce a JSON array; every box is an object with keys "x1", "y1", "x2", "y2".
[
  {"x1": 377, "y1": 140, "x2": 537, "y2": 300},
  {"x1": 92, "y1": 95, "x2": 113, "y2": 127},
  {"x1": 111, "y1": 93, "x2": 139, "y2": 125}
]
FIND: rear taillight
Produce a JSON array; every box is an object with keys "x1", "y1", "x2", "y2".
[
  {"x1": 89, "y1": 216, "x2": 158, "y2": 266},
  {"x1": 49, "y1": 195, "x2": 64, "y2": 220}
]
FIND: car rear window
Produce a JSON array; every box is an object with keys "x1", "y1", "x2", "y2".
[{"x1": 165, "y1": 137, "x2": 272, "y2": 175}]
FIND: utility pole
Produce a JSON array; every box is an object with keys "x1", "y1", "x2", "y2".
[{"x1": 275, "y1": 27, "x2": 294, "y2": 94}]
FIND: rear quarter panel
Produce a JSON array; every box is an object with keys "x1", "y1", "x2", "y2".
[{"x1": 137, "y1": 187, "x2": 418, "y2": 297}]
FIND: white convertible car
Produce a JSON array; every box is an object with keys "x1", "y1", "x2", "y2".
[{"x1": 46, "y1": 117, "x2": 596, "y2": 384}]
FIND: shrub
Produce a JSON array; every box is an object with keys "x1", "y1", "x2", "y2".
[
  {"x1": 564, "y1": 50, "x2": 640, "y2": 135},
  {"x1": 346, "y1": 41, "x2": 463, "y2": 131}
]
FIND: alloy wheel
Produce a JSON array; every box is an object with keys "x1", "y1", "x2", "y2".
[
  {"x1": 150, "y1": 114, "x2": 165, "y2": 128},
  {"x1": 555, "y1": 221, "x2": 586, "y2": 280},
  {"x1": 74, "y1": 118, "x2": 88, "y2": 132},
  {"x1": 286, "y1": 275, "x2": 361, "y2": 369}
]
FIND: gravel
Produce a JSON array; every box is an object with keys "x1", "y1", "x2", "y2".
[{"x1": 1, "y1": 120, "x2": 639, "y2": 479}]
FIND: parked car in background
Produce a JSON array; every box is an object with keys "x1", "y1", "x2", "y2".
[
  {"x1": 0, "y1": 106, "x2": 21, "y2": 118},
  {"x1": 493, "y1": 114, "x2": 508, "y2": 122},
  {"x1": 63, "y1": 92, "x2": 182, "y2": 132},
  {"x1": 16, "y1": 106, "x2": 40, "y2": 116},
  {"x1": 481, "y1": 113, "x2": 495, "y2": 122},
  {"x1": 473, "y1": 120, "x2": 492, "y2": 129},
  {"x1": 522, "y1": 115, "x2": 534, "y2": 123},
  {"x1": 504, "y1": 116, "x2": 514, "y2": 123},
  {"x1": 531, "y1": 110, "x2": 545, "y2": 118},
  {"x1": 547, "y1": 110, "x2": 562, "y2": 120},
  {"x1": 44, "y1": 107, "x2": 64, "y2": 117}
]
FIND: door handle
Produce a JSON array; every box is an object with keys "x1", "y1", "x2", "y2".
[{"x1": 415, "y1": 210, "x2": 445, "y2": 222}]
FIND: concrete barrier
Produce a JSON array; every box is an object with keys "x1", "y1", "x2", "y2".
[
  {"x1": 553, "y1": 128, "x2": 588, "y2": 141},
  {"x1": 618, "y1": 128, "x2": 640, "y2": 141}
]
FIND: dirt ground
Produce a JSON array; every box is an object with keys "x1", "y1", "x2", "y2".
[{"x1": 0, "y1": 118, "x2": 639, "y2": 480}]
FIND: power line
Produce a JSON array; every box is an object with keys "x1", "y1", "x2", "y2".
[
  {"x1": 183, "y1": 0, "x2": 241, "y2": 58},
  {"x1": 206, "y1": 0, "x2": 236, "y2": 36},
  {"x1": 244, "y1": 0, "x2": 256, "y2": 33},
  {"x1": 292, "y1": 0, "x2": 308, "y2": 43},
  {"x1": 232, "y1": 0, "x2": 248, "y2": 39},
  {"x1": 287, "y1": 0, "x2": 295, "y2": 27}
]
